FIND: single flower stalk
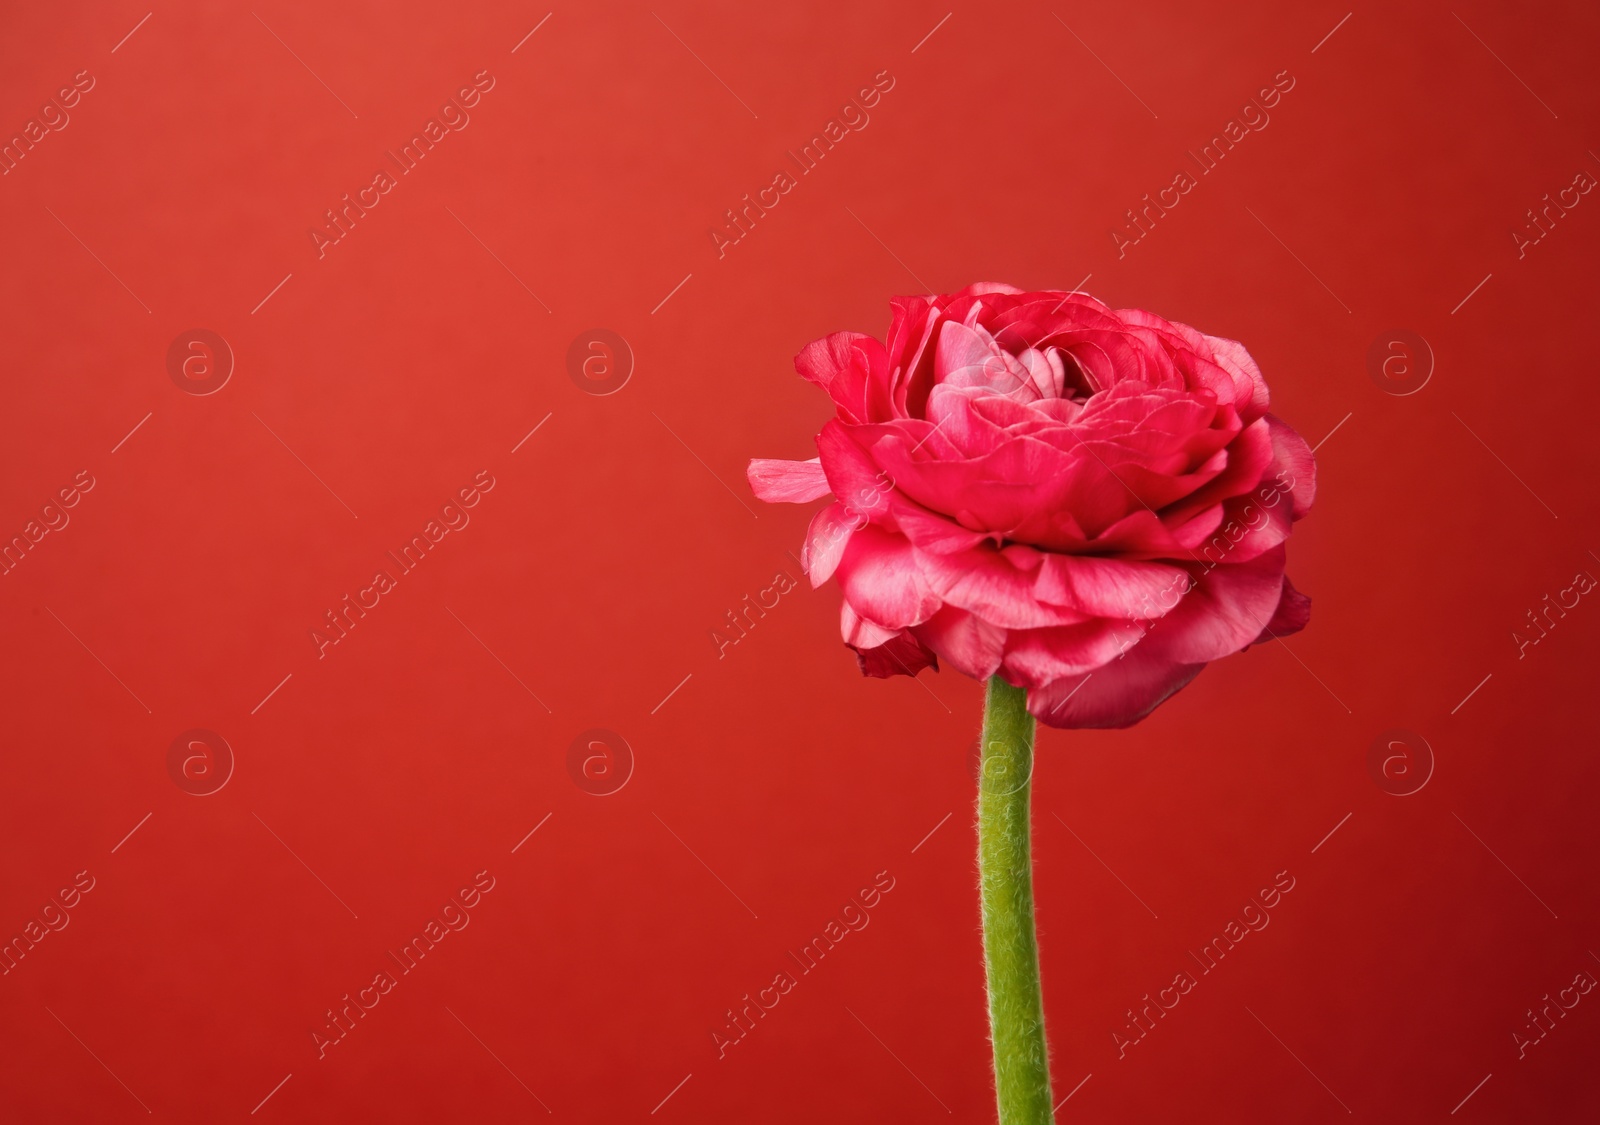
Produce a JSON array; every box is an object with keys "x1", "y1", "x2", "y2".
[
  {"x1": 750, "y1": 284, "x2": 1315, "y2": 1122},
  {"x1": 978, "y1": 675, "x2": 1052, "y2": 1122}
]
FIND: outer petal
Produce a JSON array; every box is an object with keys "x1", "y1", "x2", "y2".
[
  {"x1": 841, "y1": 600, "x2": 899, "y2": 648},
  {"x1": 1194, "y1": 491, "x2": 1294, "y2": 566},
  {"x1": 1251, "y1": 575, "x2": 1312, "y2": 643},
  {"x1": 814, "y1": 420, "x2": 990, "y2": 554},
  {"x1": 1156, "y1": 419, "x2": 1275, "y2": 529},
  {"x1": 885, "y1": 296, "x2": 943, "y2": 417},
  {"x1": 1201, "y1": 333, "x2": 1271, "y2": 422},
  {"x1": 795, "y1": 332, "x2": 892, "y2": 423},
  {"x1": 1136, "y1": 547, "x2": 1289, "y2": 665},
  {"x1": 1263, "y1": 413, "x2": 1316, "y2": 518},
  {"x1": 954, "y1": 281, "x2": 1025, "y2": 298},
  {"x1": 1025, "y1": 649, "x2": 1205, "y2": 729},
  {"x1": 1182, "y1": 416, "x2": 1315, "y2": 565},
  {"x1": 1034, "y1": 552, "x2": 1189, "y2": 620},
  {"x1": 748, "y1": 458, "x2": 832, "y2": 503},
  {"x1": 852, "y1": 630, "x2": 940, "y2": 678},
  {"x1": 999, "y1": 619, "x2": 1153, "y2": 687},
  {"x1": 834, "y1": 526, "x2": 943, "y2": 630},
  {"x1": 802, "y1": 502, "x2": 860, "y2": 586},
  {"x1": 910, "y1": 604, "x2": 1006, "y2": 680},
  {"x1": 1087, "y1": 502, "x2": 1226, "y2": 559},
  {"x1": 914, "y1": 543, "x2": 1092, "y2": 629}
]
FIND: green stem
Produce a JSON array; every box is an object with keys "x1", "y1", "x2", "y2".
[{"x1": 978, "y1": 675, "x2": 1054, "y2": 1124}]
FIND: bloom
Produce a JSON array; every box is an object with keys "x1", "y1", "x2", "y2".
[{"x1": 748, "y1": 284, "x2": 1315, "y2": 728}]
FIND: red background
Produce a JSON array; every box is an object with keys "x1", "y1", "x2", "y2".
[{"x1": 2, "y1": 2, "x2": 1598, "y2": 1121}]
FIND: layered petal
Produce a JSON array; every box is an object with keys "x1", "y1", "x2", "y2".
[
  {"x1": 748, "y1": 457, "x2": 832, "y2": 503},
  {"x1": 1026, "y1": 647, "x2": 1206, "y2": 729},
  {"x1": 795, "y1": 332, "x2": 893, "y2": 423},
  {"x1": 854, "y1": 632, "x2": 940, "y2": 678},
  {"x1": 834, "y1": 526, "x2": 943, "y2": 630},
  {"x1": 843, "y1": 598, "x2": 939, "y2": 677},
  {"x1": 910, "y1": 604, "x2": 1006, "y2": 680},
  {"x1": 1135, "y1": 547, "x2": 1291, "y2": 665},
  {"x1": 1252, "y1": 575, "x2": 1312, "y2": 643},
  {"x1": 802, "y1": 502, "x2": 860, "y2": 586},
  {"x1": 1034, "y1": 552, "x2": 1189, "y2": 619},
  {"x1": 999, "y1": 619, "x2": 1153, "y2": 687},
  {"x1": 914, "y1": 543, "x2": 1092, "y2": 630}
]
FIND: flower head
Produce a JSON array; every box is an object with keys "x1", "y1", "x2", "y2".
[{"x1": 749, "y1": 284, "x2": 1315, "y2": 728}]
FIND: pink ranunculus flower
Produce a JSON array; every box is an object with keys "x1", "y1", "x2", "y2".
[{"x1": 748, "y1": 284, "x2": 1316, "y2": 728}]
